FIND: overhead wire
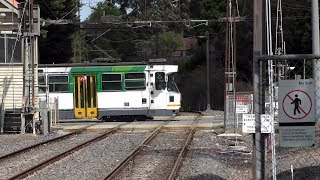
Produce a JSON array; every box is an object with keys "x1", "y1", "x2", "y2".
[
  {"x1": 281, "y1": 2, "x2": 311, "y2": 9},
  {"x1": 41, "y1": 0, "x2": 58, "y2": 20}
]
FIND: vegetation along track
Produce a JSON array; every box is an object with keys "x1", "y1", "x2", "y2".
[
  {"x1": 6, "y1": 122, "x2": 130, "y2": 180},
  {"x1": 105, "y1": 114, "x2": 201, "y2": 180}
]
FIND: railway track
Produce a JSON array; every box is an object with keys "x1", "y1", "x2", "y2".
[
  {"x1": 168, "y1": 114, "x2": 201, "y2": 179},
  {"x1": 6, "y1": 122, "x2": 130, "y2": 180},
  {"x1": 0, "y1": 123, "x2": 98, "y2": 161},
  {"x1": 104, "y1": 114, "x2": 201, "y2": 180}
]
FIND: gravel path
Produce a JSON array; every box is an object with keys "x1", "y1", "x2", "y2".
[
  {"x1": 114, "y1": 131, "x2": 188, "y2": 180},
  {"x1": 27, "y1": 132, "x2": 149, "y2": 180},
  {"x1": 0, "y1": 133, "x2": 98, "y2": 179}
]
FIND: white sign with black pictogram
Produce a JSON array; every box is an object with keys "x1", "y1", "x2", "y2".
[
  {"x1": 279, "y1": 79, "x2": 315, "y2": 147},
  {"x1": 279, "y1": 79, "x2": 315, "y2": 123}
]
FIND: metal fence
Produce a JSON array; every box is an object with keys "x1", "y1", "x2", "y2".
[{"x1": 254, "y1": 54, "x2": 320, "y2": 179}]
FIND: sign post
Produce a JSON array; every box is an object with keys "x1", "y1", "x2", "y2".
[{"x1": 279, "y1": 79, "x2": 315, "y2": 147}]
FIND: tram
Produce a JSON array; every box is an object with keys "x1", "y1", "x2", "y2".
[{"x1": 38, "y1": 61, "x2": 181, "y2": 120}]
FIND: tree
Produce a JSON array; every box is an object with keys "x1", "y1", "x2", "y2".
[
  {"x1": 151, "y1": 31, "x2": 183, "y2": 59},
  {"x1": 19, "y1": 0, "x2": 80, "y2": 64},
  {"x1": 89, "y1": 2, "x2": 122, "y2": 22}
]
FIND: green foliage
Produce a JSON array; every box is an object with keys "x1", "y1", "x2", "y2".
[
  {"x1": 34, "y1": 0, "x2": 78, "y2": 20},
  {"x1": 89, "y1": 3, "x2": 123, "y2": 22},
  {"x1": 71, "y1": 31, "x2": 88, "y2": 63},
  {"x1": 151, "y1": 31, "x2": 183, "y2": 58},
  {"x1": 26, "y1": 0, "x2": 79, "y2": 63}
]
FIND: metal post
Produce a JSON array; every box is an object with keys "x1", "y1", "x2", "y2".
[
  {"x1": 0, "y1": 104, "x2": 4, "y2": 133},
  {"x1": 254, "y1": 52, "x2": 265, "y2": 180},
  {"x1": 311, "y1": 0, "x2": 320, "y2": 122},
  {"x1": 223, "y1": 0, "x2": 230, "y2": 132},
  {"x1": 39, "y1": 100, "x2": 49, "y2": 135},
  {"x1": 54, "y1": 97, "x2": 58, "y2": 126},
  {"x1": 205, "y1": 31, "x2": 211, "y2": 111},
  {"x1": 20, "y1": 113, "x2": 25, "y2": 134},
  {"x1": 253, "y1": 0, "x2": 265, "y2": 178}
]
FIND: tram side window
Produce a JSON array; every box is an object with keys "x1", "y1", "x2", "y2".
[
  {"x1": 101, "y1": 73, "x2": 122, "y2": 91},
  {"x1": 38, "y1": 75, "x2": 46, "y2": 93},
  {"x1": 48, "y1": 75, "x2": 69, "y2": 92},
  {"x1": 125, "y1": 73, "x2": 145, "y2": 90},
  {"x1": 155, "y1": 72, "x2": 166, "y2": 90}
]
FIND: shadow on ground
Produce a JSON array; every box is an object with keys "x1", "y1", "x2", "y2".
[{"x1": 275, "y1": 166, "x2": 320, "y2": 180}]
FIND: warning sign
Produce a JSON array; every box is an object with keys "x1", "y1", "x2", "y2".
[
  {"x1": 280, "y1": 126, "x2": 315, "y2": 147},
  {"x1": 279, "y1": 80, "x2": 315, "y2": 123},
  {"x1": 279, "y1": 79, "x2": 315, "y2": 147},
  {"x1": 236, "y1": 105, "x2": 249, "y2": 114},
  {"x1": 242, "y1": 114, "x2": 273, "y2": 134}
]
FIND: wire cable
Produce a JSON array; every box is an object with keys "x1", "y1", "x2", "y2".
[{"x1": 41, "y1": 0, "x2": 58, "y2": 20}]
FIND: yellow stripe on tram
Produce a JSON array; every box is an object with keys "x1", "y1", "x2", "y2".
[{"x1": 167, "y1": 104, "x2": 181, "y2": 107}]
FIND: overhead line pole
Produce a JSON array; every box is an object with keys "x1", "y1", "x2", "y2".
[
  {"x1": 205, "y1": 28, "x2": 212, "y2": 112},
  {"x1": 311, "y1": 0, "x2": 320, "y2": 123},
  {"x1": 253, "y1": 0, "x2": 265, "y2": 179}
]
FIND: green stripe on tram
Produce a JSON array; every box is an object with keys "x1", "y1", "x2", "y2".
[
  {"x1": 68, "y1": 65, "x2": 147, "y2": 92},
  {"x1": 70, "y1": 65, "x2": 147, "y2": 73}
]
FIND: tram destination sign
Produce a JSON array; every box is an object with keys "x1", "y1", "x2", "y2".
[{"x1": 278, "y1": 79, "x2": 315, "y2": 147}]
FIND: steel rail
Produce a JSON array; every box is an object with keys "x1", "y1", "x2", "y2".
[
  {"x1": 104, "y1": 121, "x2": 171, "y2": 180},
  {"x1": 0, "y1": 123, "x2": 98, "y2": 161},
  {"x1": 167, "y1": 114, "x2": 201, "y2": 180},
  {"x1": 8, "y1": 122, "x2": 129, "y2": 180}
]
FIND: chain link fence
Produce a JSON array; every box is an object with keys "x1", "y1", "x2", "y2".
[{"x1": 255, "y1": 54, "x2": 320, "y2": 179}]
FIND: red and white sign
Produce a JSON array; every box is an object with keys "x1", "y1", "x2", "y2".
[
  {"x1": 279, "y1": 80, "x2": 315, "y2": 123},
  {"x1": 279, "y1": 79, "x2": 315, "y2": 147},
  {"x1": 282, "y1": 90, "x2": 312, "y2": 120}
]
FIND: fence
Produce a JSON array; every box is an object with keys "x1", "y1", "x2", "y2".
[{"x1": 254, "y1": 53, "x2": 320, "y2": 179}]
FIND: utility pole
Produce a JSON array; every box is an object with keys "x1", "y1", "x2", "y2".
[
  {"x1": 19, "y1": 0, "x2": 40, "y2": 134},
  {"x1": 223, "y1": 0, "x2": 243, "y2": 131},
  {"x1": 204, "y1": 30, "x2": 212, "y2": 112},
  {"x1": 253, "y1": 0, "x2": 265, "y2": 179},
  {"x1": 312, "y1": 0, "x2": 320, "y2": 122}
]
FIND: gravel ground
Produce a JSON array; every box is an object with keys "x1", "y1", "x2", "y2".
[
  {"x1": 27, "y1": 132, "x2": 150, "y2": 180},
  {"x1": 265, "y1": 125, "x2": 320, "y2": 179},
  {"x1": 114, "y1": 131, "x2": 188, "y2": 180},
  {"x1": 178, "y1": 130, "x2": 253, "y2": 180},
  {"x1": 0, "y1": 119, "x2": 319, "y2": 180},
  {"x1": 0, "y1": 133, "x2": 98, "y2": 179},
  {"x1": 0, "y1": 132, "x2": 64, "y2": 156}
]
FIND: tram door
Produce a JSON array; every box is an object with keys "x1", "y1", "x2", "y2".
[{"x1": 74, "y1": 75, "x2": 97, "y2": 118}]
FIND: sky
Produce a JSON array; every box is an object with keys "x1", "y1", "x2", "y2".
[{"x1": 80, "y1": 0, "x2": 104, "y2": 21}]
